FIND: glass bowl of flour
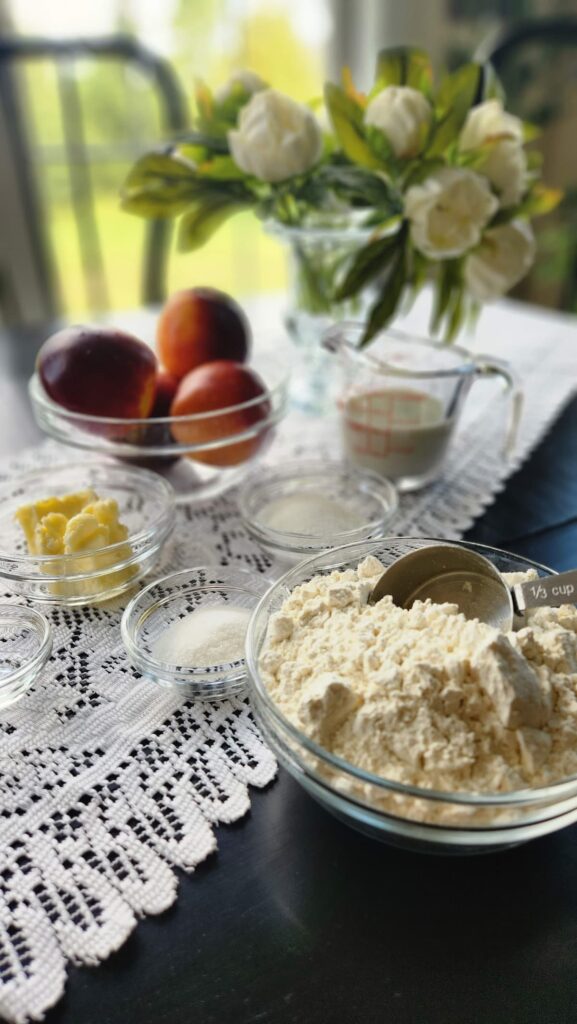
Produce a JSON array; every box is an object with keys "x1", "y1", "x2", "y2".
[
  {"x1": 246, "y1": 537, "x2": 577, "y2": 855},
  {"x1": 122, "y1": 565, "x2": 272, "y2": 699}
]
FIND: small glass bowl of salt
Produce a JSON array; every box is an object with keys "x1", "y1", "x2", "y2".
[
  {"x1": 121, "y1": 566, "x2": 272, "y2": 700},
  {"x1": 238, "y1": 460, "x2": 399, "y2": 561}
]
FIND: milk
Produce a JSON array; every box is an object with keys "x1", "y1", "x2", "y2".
[{"x1": 341, "y1": 388, "x2": 454, "y2": 487}]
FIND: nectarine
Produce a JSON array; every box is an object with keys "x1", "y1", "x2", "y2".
[
  {"x1": 129, "y1": 368, "x2": 180, "y2": 458},
  {"x1": 170, "y1": 360, "x2": 271, "y2": 467},
  {"x1": 150, "y1": 369, "x2": 180, "y2": 418},
  {"x1": 37, "y1": 326, "x2": 157, "y2": 420},
  {"x1": 157, "y1": 288, "x2": 250, "y2": 379}
]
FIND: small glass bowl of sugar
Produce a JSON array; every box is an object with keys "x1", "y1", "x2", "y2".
[
  {"x1": 121, "y1": 566, "x2": 272, "y2": 700},
  {"x1": 238, "y1": 460, "x2": 399, "y2": 561}
]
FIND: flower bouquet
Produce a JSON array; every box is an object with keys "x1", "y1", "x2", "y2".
[{"x1": 122, "y1": 49, "x2": 561, "y2": 346}]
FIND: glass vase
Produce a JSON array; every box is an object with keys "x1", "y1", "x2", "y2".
[{"x1": 267, "y1": 222, "x2": 377, "y2": 413}]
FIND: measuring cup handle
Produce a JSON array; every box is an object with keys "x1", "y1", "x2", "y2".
[
  {"x1": 474, "y1": 356, "x2": 523, "y2": 459},
  {"x1": 514, "y1": 570, "x2": 577, "y2": 613}
]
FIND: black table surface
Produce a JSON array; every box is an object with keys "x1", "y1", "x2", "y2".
[{"x1": 2, "y1": 321, "x2": 577, "y2": 1024}]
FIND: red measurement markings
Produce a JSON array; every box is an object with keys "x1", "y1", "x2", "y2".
[{"x1": 343, "y1": 390, "x2": 429, "y2": 457}]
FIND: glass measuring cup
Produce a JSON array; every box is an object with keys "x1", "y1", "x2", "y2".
[{"x1": 323, "y1": 323, "x2": 522, "y2": 492}]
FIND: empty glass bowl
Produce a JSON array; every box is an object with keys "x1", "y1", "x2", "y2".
[
  {"x1": 29, "y1": 352, "x2": 290, "y2": 504},
  {"x1": 245, "y1": 537, "x2": 577, "y2": 855},
  {"x1": 121, "y1": 565, "x2": 272, "y2": 700},
  {"x1": 0, "y1": 604, "x2": 52, "y2": 709},
  {"x1": 238, "y1": 460, "x2": 399, "y2": 561},
  {"x1": 0, "y1": 461, "x2": 176, "y2": 605}
]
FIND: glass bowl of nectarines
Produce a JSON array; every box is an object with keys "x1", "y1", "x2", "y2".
[{"x1": 28, "y1": 289, "x2": 291, "y2": 504}]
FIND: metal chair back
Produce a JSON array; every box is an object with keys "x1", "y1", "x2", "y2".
[{"x1": 0, "y1": 35, "x2": 189, "y2": 323}]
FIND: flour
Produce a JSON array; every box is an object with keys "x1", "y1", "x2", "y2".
[{"x1": 259, "y1": 556, "x2": 577, "y2": 810}]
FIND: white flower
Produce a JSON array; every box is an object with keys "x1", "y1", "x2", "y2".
[
  {"x1": 214, "y1": 70, "x2": 267, "y2": 104},
  {"x1": 228, "y1": 88, "x2": 323, "y2": 183},
  {"x1": 464, "y1": 221, "x2": 536, "y2": 301},
  {"x1": 459, "y1": 99, "x2": 528, "y2": 207},
  {"x1": 404, "y1": 167, "x2": 499, "y2": 260},
  {"x1": 364, "y1": 85, "x2": 432, "y2": 159}
]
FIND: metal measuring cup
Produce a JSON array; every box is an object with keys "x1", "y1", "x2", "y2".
[{"x1": 369, "y1": 544, "x2": 577, "y2": 631}]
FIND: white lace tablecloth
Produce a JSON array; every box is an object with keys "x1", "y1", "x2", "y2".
[{"x1": 1, "y1": 295, "x2": 576, "y2": 1023}]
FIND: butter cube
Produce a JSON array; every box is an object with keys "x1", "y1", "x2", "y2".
[{"x1": 15, "y1": 488, "x2": 135, "y2": 600}]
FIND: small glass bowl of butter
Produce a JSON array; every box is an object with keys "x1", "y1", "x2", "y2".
[
  {"x1": 0, "y1": 462, "x2": 176, "y2": 605},
  {"x1": 121, "y1": 565, "x2": 272, "y2": 700},
  {"x1": 0, "y1": 604, "x2": 52, "y2": 709},
  {"x1": 238, "y1": 460, "x2": 399, "y2": 561}
]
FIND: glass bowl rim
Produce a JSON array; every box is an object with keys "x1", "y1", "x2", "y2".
[
  {"x1": 264, "y1": 218, "x2": 380, "y2": 244},
  {"x1": 0, "y1": 460, "x2": 176, "y2": 571},
  {"x1": 238, "y1": 459, "x2": 399, "y2": 551},
  {"x1": 245, "y1": 535, "x2": 577, "y2": 808},
  {"x1": 0, "y1": 603, "x2": 53, "y2": 685},
  {"x1": 121, "y1": 564, "x2": 274, "y2": 685},
  {"x1": 29, "y1": 355, "x2": 290, "y2": 428},
  {"x1": 323, "y1": 322, "x2": 479, "y2": 380}
]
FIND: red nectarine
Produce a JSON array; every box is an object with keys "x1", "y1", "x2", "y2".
[
  {"x1": 125, "y1": 368, "x2": 181, "y2": 461},
  {"x1": 150, "y1": 369, "x2": 180, "y2": 418},
  {"x1": 169, "y1": 360, "x2": 270, "y2": 467},
  {"x1": 37, "y1": 326, "x2": 157, "y2": 420},
  {"x1": 157, "y1": 288, "x2": 250, "y2": 379}
]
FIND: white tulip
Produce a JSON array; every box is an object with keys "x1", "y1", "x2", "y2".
[
  {"x1": 364, "y1": 85, "x2": 432, "y2": 159},
  {"x1": 214, "y1": 70, "x2": 267, "y2": 104},
  {"x1": 404, "y1": 167, "x2": 499, "y2": 260},
  {"x1": 228, "y1": 88, "x2": 323, "y2": 183},
  {"x1": 464, "y1": 221, "x2": 536, "y2": 301},
  {"x1": 459, "y1": 99, "x2": 528, "y2": 207}
]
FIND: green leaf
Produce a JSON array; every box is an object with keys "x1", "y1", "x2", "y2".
[
  {"x1": 196, "y1": 155, "x2": 247, "y2": 180},
  {"x1": 194, "y1": 78, "x2": 214, "y2": 123},
  {"x1": 402, "y1": 157, "x2": 446, "y2": 189},
  {"x1": 120, "y1": 153, "x2": 204, "y2": 218},
  {"x1": 515, "y1": 184, "x2": 564, "y2": 219},
  {"x1": 291, "y1": 242, "x2": 335, "y2": 314},
  {"x1": 324, "y1": 83, "x2": 381, "y2": 169},
  {"x1": 492, "y1": 183, "x2": 564, "y2": 225},
  {"x1": 446, "y1": 287, "x2": 466, "y2": 342},
  {"x1": 364, "y1": 125, "x2": 397, "y2": 167},
  {"x1": 171, "y1": 130, "x2": 230, "y2": 154},
  {"x1": 361, "y1": 210, "x2": 403, "y2": 229},
  {"x1": 456, "y1": 134, "x2": 511, "y2": 172},
  {"x1": 437, "y1": 62, "x2": 483, "y2": 113},
  {"x1": 335, "y1": 231, "x2": 403, "y2": 301},
  {"x1": 430, "y1": 260, "x2": 461, "y2": 335},
  {"x1": 373, "y1": 47, "x2": 433, "y2": 97},
  {"x1": 429, "y1": 260, "x2": 467, "y2": 342},
  {"x1": 123, "y1": 152, "x2": 196, "y2": 186},
  {"x1": 316, "y1": 163, "x2": 401, "y2": 211},
  {"x1": 428, "y1": 63, "x2": 483, "y2": 156},
  {"x1": 480, "y1": 63, "x2": 505, "y2": 104},
  {"x1": 522, "y1": 121, "x2": 540, "y2": 143},
  {"x1": 527, "y1": 149, "x2": 544, "y2": 172},
  {"x1": 212, "y1": 80, "x2": 265, "y2": 127},
  {"x1": 360, "y1": 245, "x2": 407, "y2": 346},
  {"x1": 406, "y1": 249, "x2": 429, "y2": 292},
  {"x1": 177, "y1": 197, "x2": 247, "y2": 252}
]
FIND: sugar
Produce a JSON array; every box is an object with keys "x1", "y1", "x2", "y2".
[
  {"x1": 257, "y1": 493, "x2": 366, "y2": 536},
  {"x1": 152, "y1": 605, "x2": 252, "y2": 668}
]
